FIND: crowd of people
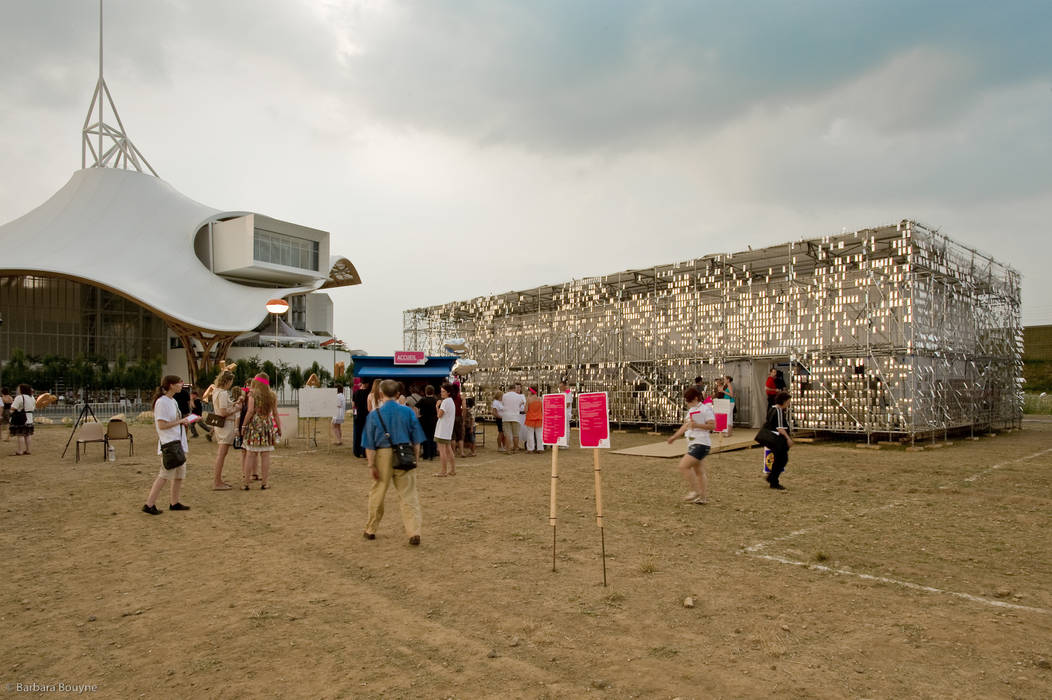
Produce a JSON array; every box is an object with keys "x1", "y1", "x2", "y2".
[{"x1": 2, "y1": 367, "x2": 794, "y2": 540}]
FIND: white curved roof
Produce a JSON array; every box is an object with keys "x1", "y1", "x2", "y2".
[{"x1": 0, "y1": 167, "x2": 338, "y2": 334}]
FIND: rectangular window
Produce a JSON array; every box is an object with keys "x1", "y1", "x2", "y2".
[{"x1": 253, "y1": 228, "x2": 319, "y2": 271}]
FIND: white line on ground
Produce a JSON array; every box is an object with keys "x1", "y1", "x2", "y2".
[
  {"x1": 742, "y1": 445, "x2": 1052, "y2": 613},
  {"x1": 751, "y1": 553, "x2": 1052, "y2": 615},
  {"x1": 741, "y1": 501, "x2": 906, "y2": 554},
  {"x1": 962, "y1": 446, "x2": 1052, "y2": 482}
]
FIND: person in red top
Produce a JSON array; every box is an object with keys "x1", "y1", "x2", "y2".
[{"x1": 765, "y1": 368, "x2": 779, "y2": 408}]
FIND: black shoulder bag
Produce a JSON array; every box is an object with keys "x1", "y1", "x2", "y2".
[
  {"x1": 374, "y1": 407, "x2": 417, "y2": 470},
  {"x1": 161, "y1": 422, "x2": 187, "y2": 470}
]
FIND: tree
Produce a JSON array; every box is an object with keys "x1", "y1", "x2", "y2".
[
  {"x1": 70, "y1": 355, "x2": 97, "y2": 393},
  {"x1": 196, "y1": 365, "x2": 221, "y2": 392},
  {"x1": 262, "y1": 360, "x2": 278, "y2": 384},
  {"x1": 111, "y1": 354, "x2": 129, "y2": 391},
  {"x1": 288, "y1": 366, "x2": 304, "y2": 397},
  {"x1": 2, "y1": 349, "x2": 30, "y2": 389},
  {"x1": 274, "y1": 361, "x2": 290, "y2": 401}
]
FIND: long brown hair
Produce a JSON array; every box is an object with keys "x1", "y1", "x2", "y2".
[
  {"x1": 152, "y1": 375, "x2": 182, "y2": 406},
  {"x1": 249, "y1": 372, "x2": 277, "y2": 413},
  {"x1": 369, "y1": 378, "x2": 382, "y2": 408}
]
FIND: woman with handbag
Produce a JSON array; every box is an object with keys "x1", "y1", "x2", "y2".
[
  {"x1": 143, "y1": 375, "x2": 192, "y2": 515},
  {"x1": 10, "y1": 384, "x2": 36, "y2": 455},
  {"x1": 240, "y1": 372, "x2": 282, "y2": 490},
  {"x1": 209, "y1": 371, "x2": 243, "y2": 490}
]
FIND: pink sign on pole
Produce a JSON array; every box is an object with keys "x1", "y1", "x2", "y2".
[
  {"x1": 542, "y1": 394, "x2": 568, "y2": 447},
  {"x1": 393, "y1": 351, "x2": 426, "y2": 366},
  {"x1": 578, "y1": 392, "x2": 610, "y2": 448}
]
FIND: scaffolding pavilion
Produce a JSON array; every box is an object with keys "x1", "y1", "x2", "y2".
[{"x1": 404, "y1": 221, "x2": 1022, "y2": 440}]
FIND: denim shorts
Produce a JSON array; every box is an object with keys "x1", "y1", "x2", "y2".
[{"x1": 687, "y1": 443, "x2": 710, "y2": 461}]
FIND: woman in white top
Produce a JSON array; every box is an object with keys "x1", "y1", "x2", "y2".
[
  {"x1": 332, "y1": 383, "x2": 346, "y2": 446},
  {"x1": 433, "y1": 383, "x2": 457, "y2": 477},
  {"x1": 10, "y1": 383, "x2": 37, "y2": 455},
  {"x1": 666, "y1": 385, "x2": 716, "y2": 505},
  {"x1": 143, "y1": 375, "x2": 193, "y2": 515},
  {"x1": 209, "y1": 371, "x2": 243, "y2": 490}
]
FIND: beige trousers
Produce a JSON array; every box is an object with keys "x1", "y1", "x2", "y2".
[{"x1": 365, "y1": 447, "x2": 422, "y2": 537}]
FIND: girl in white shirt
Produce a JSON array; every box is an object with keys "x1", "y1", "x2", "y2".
[
  {"x1": 332, "y1": 383, "x2": 346, "y2": 446},
  {"x1": 143, "y1": 375, "x2": 193, "y2": 515},
  {"x1": 666, "y1": 386, "x2": 716, "y2": 504}
]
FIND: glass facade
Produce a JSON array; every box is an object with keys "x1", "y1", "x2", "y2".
[
  {"x1": 0, "y1": 276, "x2": 168, "y2": 361},
  {"x1": 253, "y1": 228, "x2": 319, "y2": 271}
]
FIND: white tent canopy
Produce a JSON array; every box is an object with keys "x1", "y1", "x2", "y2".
[{"x1": 0, "y1": 167, "x2": 332, "y2": 334}]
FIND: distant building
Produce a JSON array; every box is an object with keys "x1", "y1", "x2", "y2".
[{"x1": 0, "y1": 20, "x2": 360, "y2": 387}]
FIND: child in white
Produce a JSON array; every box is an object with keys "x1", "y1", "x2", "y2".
[{"x1": 666, "y1": 386, "x2": 715, "y2": 504}]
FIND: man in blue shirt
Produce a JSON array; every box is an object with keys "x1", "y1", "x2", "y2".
[{"x1": 362, "y1": 379, "x2": 427, "y2": 545}]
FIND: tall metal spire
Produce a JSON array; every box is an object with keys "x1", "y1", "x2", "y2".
[{"x1": 81, "y1": 0, "x2": 158, "y2": 176}]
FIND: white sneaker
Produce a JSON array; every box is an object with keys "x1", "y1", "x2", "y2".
[{"x1": 682, "y1": 491, "x2": 699, "y2": 502}]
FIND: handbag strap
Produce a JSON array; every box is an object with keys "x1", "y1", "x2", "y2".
[{"x1": 374, "y1": 405, "x2": 396, "y2": 448}]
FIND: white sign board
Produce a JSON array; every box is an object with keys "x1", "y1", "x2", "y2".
[
  {"x1": 299, "y1": 388, "x2": 338, "y2": 418},
  {"x1": 277, "y1": 406, "x2": 298, "y2": 441}
]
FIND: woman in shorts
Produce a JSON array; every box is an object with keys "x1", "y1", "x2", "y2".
[
  {"x1": 666, "y1": 386, "x2": 715, "y2": 504},
  {"x1": 143, "y1": 375, "x2": 192, "y2": 514},
  {"x1": 433, "y1": 383, "x2": 457, "y2": 476}
]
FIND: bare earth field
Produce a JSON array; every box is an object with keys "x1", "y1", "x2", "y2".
[{"x1": 1, "y1": 419, "x2": 1050, "y2": 699}]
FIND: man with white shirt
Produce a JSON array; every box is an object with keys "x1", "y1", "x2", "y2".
[{"x1": 500, "y1": 383, "x2": 526, "y2": 452}]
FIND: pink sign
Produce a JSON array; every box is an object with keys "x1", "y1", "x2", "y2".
[
  {"x1": 712, "y1": 398, "x2": 730, "y2": 432},
  {"x1": 542, "y1": 394, "x2": 568, "y2": 446},
  {"x1": 393, "y1": 351, "x2": 426, "y2": 366},
  {"x1": 578, "y1": 392, "x2": 610, "y2": 448}
]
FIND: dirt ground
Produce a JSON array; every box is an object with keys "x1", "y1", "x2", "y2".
[{"x1": 1, "y1": 417, "x2": 1050, "y2": 699}]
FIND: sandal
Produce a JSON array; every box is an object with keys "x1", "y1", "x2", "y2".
[
  {"x1": 260, "y1": 483, "x2": 269, "y2": 490},
  {"x1": 213, "y1": 484, "x2": 232, "y2": 491},
  {"x1": 432, "y1": 473, "x2": 447, "y2": 477}
]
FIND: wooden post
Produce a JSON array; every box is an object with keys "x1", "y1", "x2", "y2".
[
  {"x1": 550, "y1": 443, "x2": 559, "y2": 572},
  {"x1": 593, "y1": 448, "x2": 607, "y2": 586}
]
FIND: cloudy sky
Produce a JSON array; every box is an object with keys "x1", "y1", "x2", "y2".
[{"x1": 2, "y1": 0, "x2": 1050, "y2": 352}]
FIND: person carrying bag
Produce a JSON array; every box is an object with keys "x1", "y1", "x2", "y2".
[
  {"x1": 142, "y1": 376, "x2": 193, "y2": 515},
  {"x1": 754, "y1": 390, "x2": 793, "y2": 490},
  {"x1": 361, "y1": 380, "x2": 428, "y2": 545}
]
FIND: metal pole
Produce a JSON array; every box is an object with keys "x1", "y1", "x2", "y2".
[
  {"x1": 594, "y1": 448, "x2": 607, "y2": 586},
  {"x1": 550, "y1": 445, "x2": 559, "y2": 572},
  {"x1": 98, "y1": 0, "x2": 103, "y2": 162}
]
